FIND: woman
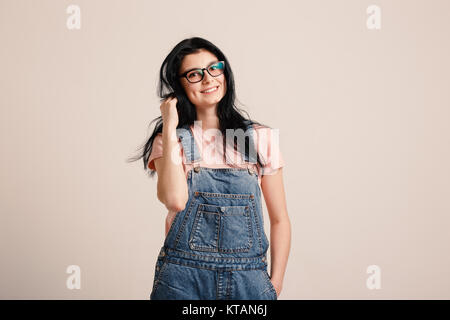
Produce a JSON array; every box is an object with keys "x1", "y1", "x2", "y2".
[{"x1": 141, "y1": 37, "x2": 290, "y2": 300}]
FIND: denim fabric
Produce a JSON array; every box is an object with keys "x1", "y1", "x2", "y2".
[{"x1": 150, "y1": 123, "x2": 277, "y2": 300}]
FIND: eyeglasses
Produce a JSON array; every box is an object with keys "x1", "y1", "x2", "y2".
[{"x1": 179, "y1": 61, "x2": 225, "y2": 83}]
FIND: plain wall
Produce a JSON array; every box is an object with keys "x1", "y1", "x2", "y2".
[{"x1": 1, "y1": 0, "x2": 449, "y2": 299}]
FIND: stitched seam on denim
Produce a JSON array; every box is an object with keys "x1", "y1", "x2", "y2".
[
  {"x1": 217, "y1": 271, "x2": 224, "y2": 300},
  {"x1": 188, "y1": 210, "x2": 201, "y2": 250},
  {"x1": 261, "y1": 269, "x2": 276, "y2": 295},
  {"x1": 173, "y1": 197, "x2": 197, "y2": 249},
  {"x1": 220, "y1": 209, "x2": 250, "y2": 252},
  {"x1": 152, "y1": 258, "x2": 169, "y2": 293},
  {"x1": 167, "y1": 259, "x2": 264, "y2": 273},
  {"x1": 189, "y1": 209, "x2": 220, "y2": 252},
  {"x1": 249, "y1": 196, "x2": 264, "y2": 255},
  {"x1": 199, "y1": 204, "x2": 248, "y2": 212},
  {"x1": 164, "y1": 247, "x2": 266, "y2": 263},
  {"x1": 189, "y1": 204, "x2": 253, "y2": 253},
  {"x1": 246, "y1": 206, "x2": 254, "y2": 250},
  {"x1": 215, "y1": 270, "x2": 219, "y2": 300},
  {"x1": 197, "y1": 209, "x2": 220, "y2": 215},
  {"x1": 197, "y1": 191, "x2": 251, "y2": 199},
  {"x1": 217, "y1": 207, "x2": 222, "y2": 251},
  {"x1": 218, "y1": 206, "x2": 252, "y2": 253},
  {"x1": 226, "y1": 271, "x2": 232, "y2": 299}
]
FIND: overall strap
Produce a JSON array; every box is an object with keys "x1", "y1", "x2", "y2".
[
  {"x1": 176, "y1": 124, "x2": 202, "y2": 164},
  {"x1": 241, "y1": 120, "x2": 258, "y2": 164}
]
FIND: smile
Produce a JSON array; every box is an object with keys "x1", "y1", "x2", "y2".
[{"x1": 201, "y1": 86, "x2": 219, "y2": 94}]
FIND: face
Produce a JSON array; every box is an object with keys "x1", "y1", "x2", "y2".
[{"x1": 179, "y1": 49, "x2": 227, "y2": 110}]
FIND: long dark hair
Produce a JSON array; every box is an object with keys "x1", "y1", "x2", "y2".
[{"x1": 128, "y1": 37, "x2": 268, "y2": 178}]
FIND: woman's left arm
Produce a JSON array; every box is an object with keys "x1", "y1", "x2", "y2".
[{"x1": 261, "y1": 167, "x2": 291, "y2": 298}]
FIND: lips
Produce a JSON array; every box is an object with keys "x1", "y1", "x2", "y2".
[{"x1": 201, "y1": 86, "x2": 219, "y2": 93}]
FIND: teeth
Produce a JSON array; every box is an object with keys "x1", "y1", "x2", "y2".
[{"x1": 202, "y1": 86, "x2": 218, "y2": 93}]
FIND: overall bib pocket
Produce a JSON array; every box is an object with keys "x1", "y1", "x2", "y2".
[{"x1": 189, "y1": 203, "x2": 253, "y2": 253}]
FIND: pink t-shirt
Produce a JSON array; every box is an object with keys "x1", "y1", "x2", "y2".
[{"x1": 147, "y1": 123, "x2": 285, "y2": 185}]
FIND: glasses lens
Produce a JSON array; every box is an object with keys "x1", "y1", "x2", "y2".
[
  {"x1": 186, "y1": 70, "x2": 203, "y2": 83},
  {"x1": 208, "y1": 61, "x2": 224, "y2": 77}
]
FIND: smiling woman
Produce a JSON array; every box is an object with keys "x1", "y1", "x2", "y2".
[
  {"x1": 128, "y1": 37, "x2": 290, "y2": 300},
  {"x1": 178, "y1": 51, "x2": 228, "y2": 112}
]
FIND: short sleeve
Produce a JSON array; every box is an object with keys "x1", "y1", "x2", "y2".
[
  {"x1": 147, "y1": 134, "x2": 163, "y2": 171},
  {"x1": 147, "y1": 133, "x2": 186, "y2": 172},
  {"x1": 254, "y1": 125, "x2": 285, "y2": 175}
]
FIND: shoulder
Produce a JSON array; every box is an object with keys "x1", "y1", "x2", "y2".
[
  {"x1": 244, "y1": 120, "x2": 270, "y2": 133},
  {"x1": 249, "y1": 123, "x2": 275, "y2": 141},
  {"x1": 251, "y1": 123, "x2": 270, "y2": 131}
]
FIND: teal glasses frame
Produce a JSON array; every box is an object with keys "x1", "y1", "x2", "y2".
[{"x1": 178, "y1": 61, "x2": 225, "y2": 83}]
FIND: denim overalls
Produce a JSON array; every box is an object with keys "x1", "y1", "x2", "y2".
[{"x1": 150, "y1": 122, "x2": 277, "y2": 300}]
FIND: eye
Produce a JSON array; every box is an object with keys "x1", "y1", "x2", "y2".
[{"x1": 188, "y1": 71, "x2": 201, "y2": 78}]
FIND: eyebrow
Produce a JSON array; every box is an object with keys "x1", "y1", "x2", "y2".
[{"x1": 181, "y1": 60, "x2": 219, "y2": 75}]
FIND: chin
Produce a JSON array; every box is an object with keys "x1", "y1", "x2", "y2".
[{"x1": 195, "y1": 94, "x2": 224, "y2": 104}]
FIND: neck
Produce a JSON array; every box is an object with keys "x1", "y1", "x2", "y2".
[{"x1": 195, "y1": 106, "x2": 219, "y2": 131}]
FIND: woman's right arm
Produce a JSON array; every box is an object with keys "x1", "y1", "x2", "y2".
[{"x1": 153, "y1": 96, "x2": 189, "y2": 213}]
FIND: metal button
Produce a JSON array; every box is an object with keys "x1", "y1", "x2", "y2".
[
  {"x1": 160, "y1": 251, "x2": 165, "y2": 257},
  {"x1": 262, "y1": 256, "x2": 266, "y2": 262},
  {"x1": 220, "y1": 207, "x2": 226, "y2": 212},
  {"x1": 156, "y1": 266, "x2": 160, "y2": 271},
  {"x1": 194, "y1": 167, "x2": 200, "y2": 173}
]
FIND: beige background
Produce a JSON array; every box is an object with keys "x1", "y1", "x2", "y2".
[{"x1": 1, "y1": 0, "x2": 449, "y2": 299}]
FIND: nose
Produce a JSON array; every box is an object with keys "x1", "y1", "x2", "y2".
[{"x1": 202, "y1": 70, "x2": 215, "y2": 84}]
